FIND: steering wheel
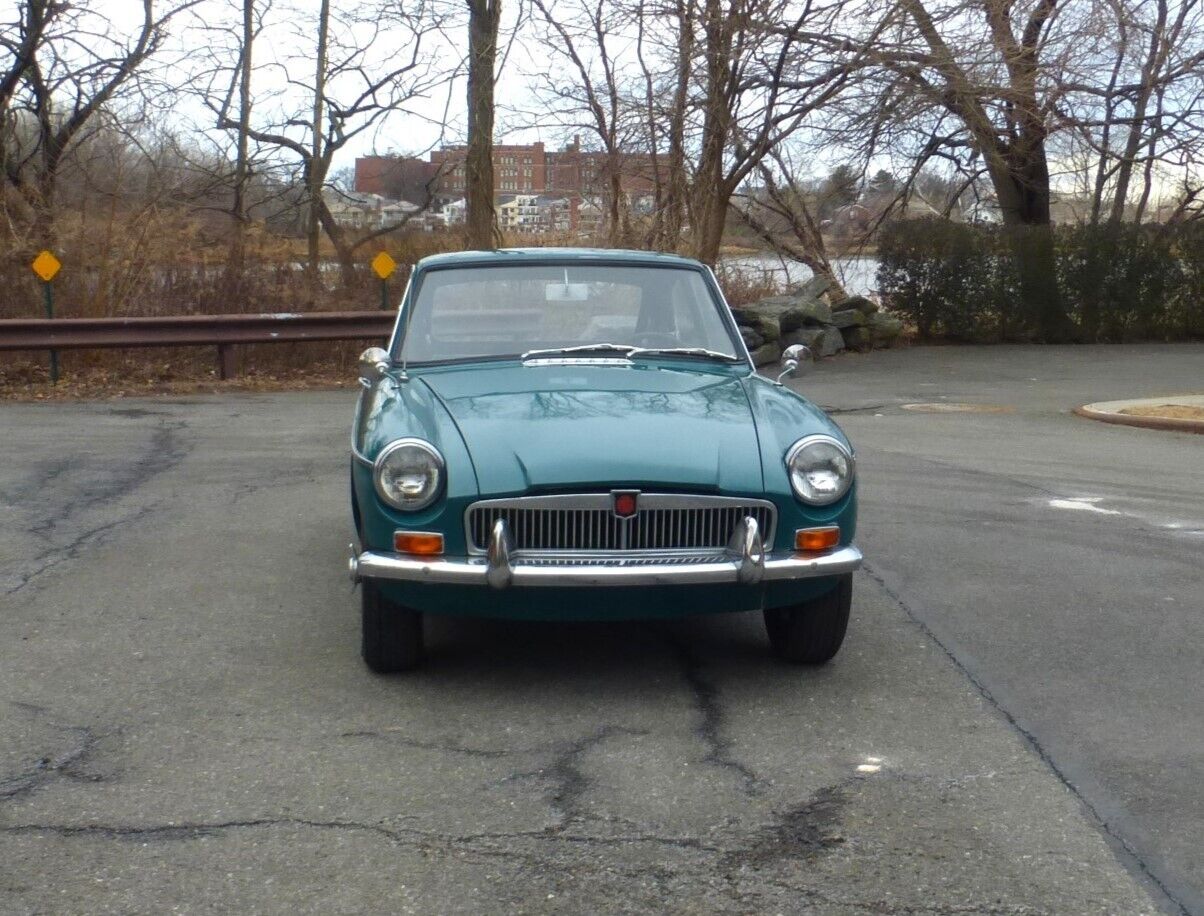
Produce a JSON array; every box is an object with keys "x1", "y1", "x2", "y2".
[{"x1": 631, "y1": 331, "x2": 679, "y2": 348}]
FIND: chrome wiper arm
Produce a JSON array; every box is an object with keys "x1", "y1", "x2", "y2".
[
  {"x1": 520, "y1": 343, "x2": 639, "y2": 360},
  {"x1": 628, "y1": 347, "x2": 741, "y2": 362}
]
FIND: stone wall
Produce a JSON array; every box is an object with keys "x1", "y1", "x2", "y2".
[{"x1": 729, "y1": 277, "x2": 904, "y2": 366}]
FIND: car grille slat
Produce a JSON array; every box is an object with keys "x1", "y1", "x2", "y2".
[{"x1": 466, "y1": 495, "x2": 775, "y2": 554}]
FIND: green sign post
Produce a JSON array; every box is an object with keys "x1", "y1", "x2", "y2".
[{"x1": 30, "y1": 250, "x2": 62, "y2": 385}]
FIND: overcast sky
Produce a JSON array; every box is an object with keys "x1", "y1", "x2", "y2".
[{"x1": 48, "y1": 0, "x2": 549, "y2": 168}]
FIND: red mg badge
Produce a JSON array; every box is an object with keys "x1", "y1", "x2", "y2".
[{"x1": 612, "y1": 490, "x2": 639, "y2": 518}]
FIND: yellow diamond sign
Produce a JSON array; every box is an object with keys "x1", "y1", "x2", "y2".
[
  {"x1": 31, "y1": 250, "x2": 62, "y2": 282},
  {"x1": 371, "y1": 251, "x2": 397, "y2": 280}
]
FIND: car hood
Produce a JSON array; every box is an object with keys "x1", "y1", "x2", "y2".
[{"x1": 418, "y1": 363, "x2": 764, "y2": 495}]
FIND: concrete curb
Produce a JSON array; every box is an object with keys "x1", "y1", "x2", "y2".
[{"x1": 1074, "y1": 396, "x2": 1204, "y2": 434}]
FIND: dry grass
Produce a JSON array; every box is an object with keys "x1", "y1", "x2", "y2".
[
  {"x1": 2, "y1": 210, "x2": 785, "y2": 395},
  {"x1": 1119, "y1": 404, "x2": 1204, "y2": 420},
  {"x1": 0, "y1": 349, "x2": 360, "y2": 400},
  {"x1": 1, "y1": 211, "x2": 468, "y2": 390},
  {"x1": 713, "y1": 263, "x2": 784, "y2": 306}
]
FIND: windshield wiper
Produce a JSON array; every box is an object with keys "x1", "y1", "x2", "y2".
[
  {"x1": 520, "y1": 343, "x2": 741, "y2": 363},
  {"x1": 628, "y1": 347, "x2": 741, "y2": 362},
  {"x1": 520, "y1": 343, "x2": 638, "y2": 360}
]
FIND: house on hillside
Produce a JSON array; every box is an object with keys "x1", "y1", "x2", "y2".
[{"x1": 324, "y1": 191, "x2": 420, "y2": 231}]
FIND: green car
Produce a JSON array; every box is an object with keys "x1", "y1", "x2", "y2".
[{"x1": 349, "y1": 248, "x2": 862, "y2": 672}]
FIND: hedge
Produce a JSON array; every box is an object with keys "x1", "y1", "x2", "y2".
[{"x1": 877, "y1": 219, "x2": 1204, "y2": 342}]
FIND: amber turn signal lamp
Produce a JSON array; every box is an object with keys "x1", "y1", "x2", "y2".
[
  {"x1": 394, "y1": 531, "x2": 445, "y2": 556},
  {"x1": 795, "y1": 526, "x2": 840, "y2": 552}
]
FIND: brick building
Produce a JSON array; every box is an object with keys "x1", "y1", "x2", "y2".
[
  {"x1": 353, "y1": 156, "x2": 442, "y2": 203},
  {"x1": 355, "y1": 137, "x2": 654, "y2": 203}
]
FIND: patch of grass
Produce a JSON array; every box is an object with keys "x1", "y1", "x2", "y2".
[{"x1": 1118, "y1": 404, "x2": 1204, "y2": 420}]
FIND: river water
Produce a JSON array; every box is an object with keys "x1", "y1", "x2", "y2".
[{"x1": 721, "y1": 253, "x2": 880, "y2": 297}]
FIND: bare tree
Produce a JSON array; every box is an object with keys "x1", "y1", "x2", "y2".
[
  {"x1": 208, "y1": 0, "x2": 265, "y2": 272},
  {"x1": 465, "y1": 0, "x2": 501, "y2": 249},
  {"x1": 734, "y1": 151, "x2": 848, "y2": 298},
  {"x1": 231, "y1": 0, "x2": 256, "y2": 271},
  {"x1": 1, "y1": 0, "x2": 198, "y2": 246},
  {"x1": 1074, "y1": 0, "x2": 1204, "y2": 224},
  {"x1": 815, "y1": 0, "x2": 1085, "y2": 338},
  {"x1": 688, "y1": 0, "x2": 858, "y2": 265},
  {"x1": 530, "y1": 0, "x2": 636, "y2": 244},
  {"x1": 207, "y1": 0, "x2": 452, "y2": 283},
  {"x1": 307, "y1": 0, "x2": 331, "y2": 281},
  {"x1": 648, "y1": 0, "x2": 696, "y2": 249}
]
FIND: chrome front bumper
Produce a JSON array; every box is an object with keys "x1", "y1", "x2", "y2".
[{"x1": 350, "y1": 516, "x2": 862, "y2": 589}]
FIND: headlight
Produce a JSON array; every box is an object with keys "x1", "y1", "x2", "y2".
[
  {"x1": 373, "y1": 439, "x2": 444, "y2": 511},
  {"x1": 785, "y1": 435, "x2": 855, "y2": 505}
]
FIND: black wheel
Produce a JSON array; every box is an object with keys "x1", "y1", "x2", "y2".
[
  {"x1": 763, "y1": 574, "x2": 852, "y2": 664},
  {"x1": 361, "y1": 579, "x2": 424, "y2": 673}
]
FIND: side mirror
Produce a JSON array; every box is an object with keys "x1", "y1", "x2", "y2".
[
  {"x1": 358, "y1": 347, "x2": 392, "y2": 388},
  {"x1": 776, "y1": 344, "x2": 812, "y2": 384}
]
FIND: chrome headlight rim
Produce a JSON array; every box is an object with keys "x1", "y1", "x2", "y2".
[
  {"x1": 373, "y1": 438, "x2": 445, "y2": 512},
  {"x1": 785, "y1": 434, "x2": 856, "y2": 506}
]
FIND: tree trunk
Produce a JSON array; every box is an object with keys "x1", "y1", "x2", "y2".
[
  {"x1": 1109, "y1": 0, "x2": 1168, "y2": 225},
  {"x1": 692, "y1": 194, "x2": 730, "y2": 266},
  {"x1": 32, "y1": 122, "x2": 68, "y2": 249},
  {"x1": 660, "y1": 0, "x2": 694, "y2": 250},
  {"x1": 315, "y1": 197, "x2": 358, "y2": 287},
  {"x1": 993, "y1": 155, "x2": 1072, "y2": 341},
  {"x1": 307, "y1": 0, "x2": 331, "y2": 284},
  {"x1": 606, "y1": 151, "x2": 624, "y2": 245},
  {"x1": 983, "y1": 137, "x2": 1074, "y2": 342},
  {"x1": 32, "y1": 169, "x2": 56, "y2": 249},
  {"x1": 691, "y1": 0, "x2": 732, "y2": 265},
  {"x1": 228, "y1": 0, "x2": 255, "y2": 277},
  {"x1": 465, "y1": 0, "x2": 500, "y2": 250}
]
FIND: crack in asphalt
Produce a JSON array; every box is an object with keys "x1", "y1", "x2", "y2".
[
  {"x1": 505, "y1": 725, "x2": 648, "y2": 829},
  {"x1": 724, "y1": 783, "x2": 849, "y2": 868},
  {"x1": 0, "y1": 817, "x2": 725, "y2": 857},
  {"x1": 818, "y1": 403, "x2": 890, "y2": 415},
  {"x1": 338, "y1": 730, "x2": 516, "y2": 759},
  {"x1": 0, "y1": 457, "x2": 72, "y2": 506},
  {"x1": 340, "y1": 723, "x2": 861, "y2": 867},
  {"x1": 646, "y1": 624, "x2": 765, "y2": 795},
  {"x1": 0, "y1": 706, "x2": 102, "y2": 801},
  {"x1": 752, "y1": 877, "x2": 1047, "y2": 915},
  {"x1": 3, "y1": 419, "x2": 189, "y2": 596},
  {"x1": 861, "y1": 561, "x2": 1192, "y2": 916},
  {"x1": 27, "y1": 421, "x2": 189, "y2": 532},
  {"x1": 4, "y1": 506, "x2": 155, "y2": 596},
  {"x1": 0, "y1": 783, "x2": 894, "y2": 908}
]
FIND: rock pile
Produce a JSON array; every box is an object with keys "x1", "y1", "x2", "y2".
[{"x1": 729, "y1": 276, "x2": 904, "y2": 366}]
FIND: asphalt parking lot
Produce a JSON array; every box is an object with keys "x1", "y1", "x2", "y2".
[{"x1": 1, "y1": 343, "x2": 1200, "y2": 915}]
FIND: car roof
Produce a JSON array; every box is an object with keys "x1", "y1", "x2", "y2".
[{"x1": 414, "y1": 248, "x2": 708, "y2": 271}]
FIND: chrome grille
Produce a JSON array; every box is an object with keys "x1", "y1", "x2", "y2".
[
  {"x1": 516, "y1": 553, "x2": 728, "y2": 568},
  {"x1": 466, "y1": 494, "x2": 776, "y2": 554}
]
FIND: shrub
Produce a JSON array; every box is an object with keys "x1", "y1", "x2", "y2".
[
  {"x1": 713, "y1": 263, "x2": 783, "y2": 306},
  {"x1": 878, "y1": 218, "x2": 1203, "y2": 343},
  {"x1": 876, "y1": 218, "x2": 1017, "y2": 341},
  {"x1": 1172, "y1": 222, "x2": 1204, "y2": 339},
  {"x1": 1056, "y1": 223, "x2": 1179, "y2": 342}
]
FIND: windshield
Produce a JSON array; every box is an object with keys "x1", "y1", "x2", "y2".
[{"x1": 397, "y1": 263, "x2": 743, "y2": 364}]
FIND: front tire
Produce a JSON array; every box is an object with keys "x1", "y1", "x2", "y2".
[
  {"x1": 763, "y1": 574, "x2": 852, "y2": 664},
  {"x1": 361, "y1": 579, "x2": 424, "y2": 673}
]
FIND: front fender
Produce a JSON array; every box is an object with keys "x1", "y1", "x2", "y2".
[
  {"x1": 352, "y1": 375, "x2": 479, "y2": 553},
  {"x1": 742, "y1": 375, "x2": 857, "y2": 549}
]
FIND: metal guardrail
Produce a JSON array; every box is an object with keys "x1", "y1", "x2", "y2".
[{"x1": 0, "y1": 311, "x2": 396, "y2": 379}]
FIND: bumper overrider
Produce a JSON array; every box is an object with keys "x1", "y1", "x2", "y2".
[{"x1": 350, "y1": 516, "x2": 862, "y2": 589}]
